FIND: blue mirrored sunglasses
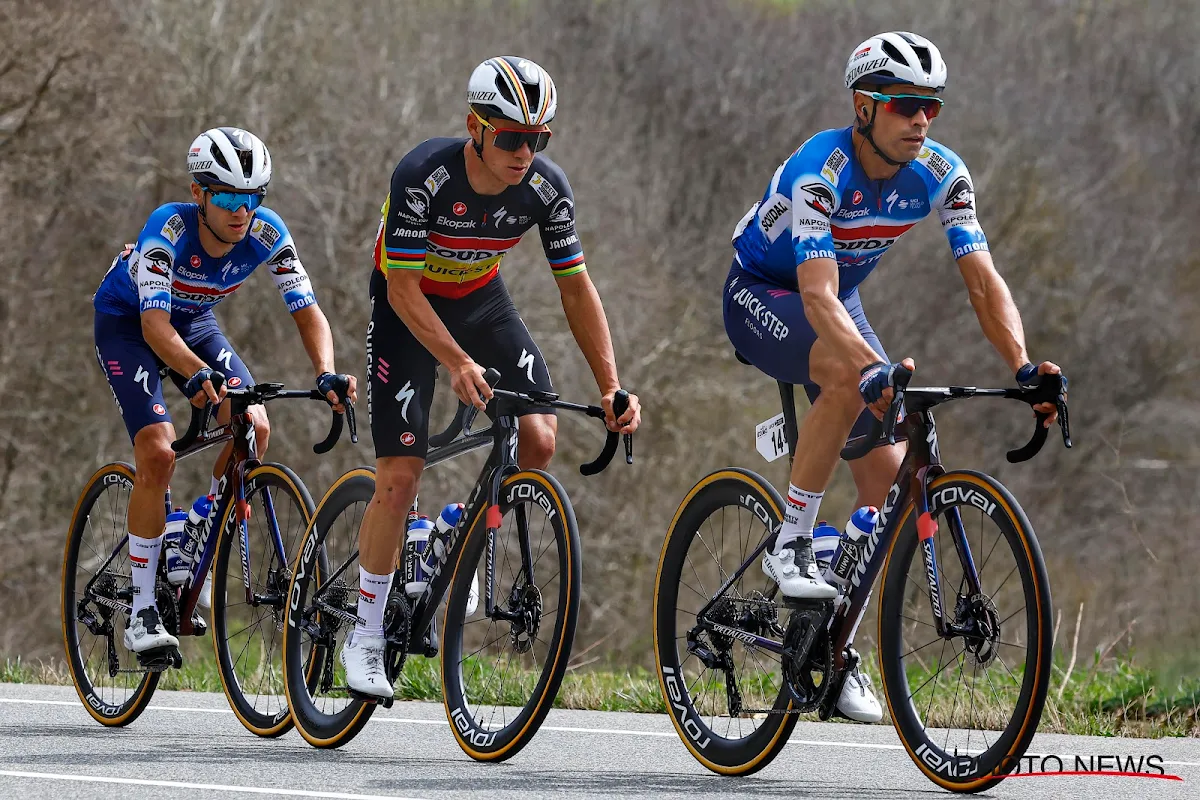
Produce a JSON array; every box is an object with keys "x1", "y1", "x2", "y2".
[{"x1": 198, "y1": 184, "x2": 266, "y2": 212}]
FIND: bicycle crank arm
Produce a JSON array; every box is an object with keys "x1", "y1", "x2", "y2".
[{"x1": 314, "y1": 600, "x2": 365, "y2": 628}]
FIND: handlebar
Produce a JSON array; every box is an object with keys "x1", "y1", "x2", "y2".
[
  {"x1": 171, "y1": 371, "x2": 359, "y2": 454},
  {"x1": 839, "y1": 368, "x2": 1072, "y2": 463},
  {"x1": 427, "y1": 368, "x2": 634, "y2": 476}
]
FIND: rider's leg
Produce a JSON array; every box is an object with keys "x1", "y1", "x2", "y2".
[
  {"x1": 516, "y1": 413, "x2": 557, "y2": 470},
  {"x1": 128, "y1": 423, "x2": 177, "y2": 615}
]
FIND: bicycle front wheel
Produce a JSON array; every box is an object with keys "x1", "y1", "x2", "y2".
[
  {"x1": 440, "y1": 470, "x2": 581, "y2": 762},
  {"x1": 212, "y1": 462, "x2": 315, "y2": 737},
  {"x1": 61, "y1": 463, "x2": 159, "y2": 726},
  {"x1": 878, "y1": 470, "x2": 1053, "y2": 793}
]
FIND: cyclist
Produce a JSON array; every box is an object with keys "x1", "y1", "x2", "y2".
[
  {"x1": 723, "y1": 32, "x2": 1064, "y2": 721},
  {"x1": 345, "y1": 56, "x2": 642, "y2": 696},
  {"x1": 92, "y1": 127, "x2": 357, "y2": 655}
]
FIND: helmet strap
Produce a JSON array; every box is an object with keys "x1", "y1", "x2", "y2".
[
  {"x1": 855, "y1": 99, "x2": 909, "y2": 169},
  {"x1": 198, "y1": 194, "x2": 237, "y2": 248}
]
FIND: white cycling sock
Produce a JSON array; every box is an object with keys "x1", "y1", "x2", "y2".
[
  {"x1": 354, "y1": 567, "x2": 393, "y2": 640},
  {"x1": 129, "y1": 533, "x2": 163, "y2": 615},
  {"x1": 775, "y1": 485, "x2": 823, "y2": 554},
  {"x1": 209, "y1": 474, "x2": 221, "y2": 498}
]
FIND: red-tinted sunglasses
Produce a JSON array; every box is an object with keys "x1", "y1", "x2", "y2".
[
  {"x1": 472, "y1": 111, "x2": 552, "y2": 152},
  {"x1": 856, "y1": 89, "x2": 944, "y2": 120}
]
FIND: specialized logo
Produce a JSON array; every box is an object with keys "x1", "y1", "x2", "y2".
[
  {"x1": 405, "y1": 186, "x2": 430, "y2": 216},
  {"x1": 134, "y1": 366, "x2": 152, "y2": 396},
  {"x1": 453, "y1": 201, "x2": 468, "y2": 216},
  {"x1": 492, "y1": 205, "x2": 507, "y2": 228},
  {"x1": 944, "y1": 175, "x2": 975, "y2": 211},
  {"x1": 846, "y1": 57, "x2": 890, "y2": 85},
  {"x1": 800, "y1": 183, "x2": 835, "y2": 218},
  {"x1": 395, "y1": 380, "x2": 415, "y2": 422},
  {"x1": 518, "y1": 348, "x2": 535, "y2": 383},
  {"x1": 468, "y1": 90, "x2": 497, "y2": 103},
  {"x1": 217, "y1": 349, "x2": 234, "y2": 371},
  {"x1": 547, "y1": 196, "x2": 573, "y2": 224}
]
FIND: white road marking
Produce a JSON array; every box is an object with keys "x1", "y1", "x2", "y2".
[
  {"x1": 3, "y1": 696, "x2": 1197, "y2": 767},
  {"x1": 0, "y1": 769, "x2": 423, "y2": 799}
]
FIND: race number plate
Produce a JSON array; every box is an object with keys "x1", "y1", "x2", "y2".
[{"x1": 755, "y1": 413, "x2": 788, "y2": 462}]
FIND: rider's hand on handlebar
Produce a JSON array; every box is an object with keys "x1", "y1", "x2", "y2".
[
  {"x1": 317, "y1": 372, "x2": 358, "y2": 413},
  {"x1": 1016, "y1": 361, "x2": 1065, "y2": 428},
  {"x1": 183, "y1": 367, "x2": 225, "y2": 408},
  {"x1": 450, "y1": 359, "x2": 492, "y2": 411},
  {"x1": 602, "y1": 389, "x2": 641, "y2": 434},
  {"x1": 859, "y1": 358, "x2": 915, "y2": 420}
]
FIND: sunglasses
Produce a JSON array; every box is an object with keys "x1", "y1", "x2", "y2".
[
  {"x1": 855, "y1": 89, "x2": 944, "y2": 120},
  {"x1": 198, "y1": 183, "x2": 266, "y2": 213},
  {"x1": 472, "y1": 111, "x2": 552, "y2": 152}
]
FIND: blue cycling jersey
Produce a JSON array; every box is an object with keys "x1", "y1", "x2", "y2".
[
  {"x1": 93, "y1": 203, "x2": 317, "y2": 324},
  {"x1": 732, "y1": 127, "x2": 989, "y2": 298}
]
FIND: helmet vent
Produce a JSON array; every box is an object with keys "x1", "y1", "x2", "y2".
[
  {"x1": 880, "y1": 40, "x2": 908, "y2": 66},
  {"x1": 912, "y1": 46, "x2": 933, "y2": 74}
]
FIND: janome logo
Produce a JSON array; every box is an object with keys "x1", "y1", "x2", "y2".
[
  {"x1": 453, "y1": 202, "x2": 467, "y2": 216},
  {"x1": 190, "y1": 255, "x2": 201, "y2": 268}
]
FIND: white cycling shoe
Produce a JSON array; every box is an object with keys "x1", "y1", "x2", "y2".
[
  {"x1": 340, "y1": 633, "x2": 393, "y2": 698},
  {"x1": 836, "y1": 651, "x2": 883, "y2": 722},
  {"x1": 124, "y1": 608, "x2": 180, "y2": 653},
  {"x1": 762, "y1": 539, "x2": 838, "y2": 600}
]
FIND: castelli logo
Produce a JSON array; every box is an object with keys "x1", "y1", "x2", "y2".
[
  {"x1": 452, "y1": 202, "x2": 467, "y2": 216},
  {"x1": 190, "y1": 255, "x2": 201, "y2": 268},
  {"x1": 153, "y1": 404, "x2": 166, "y2": 415},
  {"x1": 852, "y1": 190, "x2": 863, "y2": 206},
  {"x1": 400, "y1": 432, "x2": 416, "y2": 446},
  {"x1": 228, "y1": 377, "x2": 242, "y2": 387}
]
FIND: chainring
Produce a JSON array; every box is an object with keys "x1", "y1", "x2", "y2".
[{"x1": 384, "y1": 590, "x2": 412, "y2": 682}]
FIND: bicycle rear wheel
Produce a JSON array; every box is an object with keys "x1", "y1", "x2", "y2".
[
  {"x1": 282, "y1": 467, "x2": 375, "y2": 748},
  {"x1": 61, "y1": 463, "x2": 159, "y2": 726},
  {"x1": 212, "y1": 462, "x2": 315, "y2": 737},
  {"x1": 440, "y1": 470, "x2": 581, "y2": 762},
  {"x1": 878, "y1": 470, "x2": 1053, "y2": 793},
  {"x1": 653, "y1": 468, "x2": 801, "y2": 775}
]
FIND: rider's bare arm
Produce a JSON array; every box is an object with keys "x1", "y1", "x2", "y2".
[
  {"x1": 140, "y1": 308, "x2": 207, "y2": 380},
  {"x1": 955, "y1": 250, "x2": 1030, "y2": 373},
  {"x1": 290, "y1": 304, "x2": 337, "y2": 377},
  {"x1": 796, "y1": 257, "x2": 886, "y2": 371},
  {"x1": 556, "y1": 271, "x2": 640, "y2": 433}
]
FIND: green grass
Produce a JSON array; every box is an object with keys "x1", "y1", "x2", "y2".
[{"x1": 5, "y1": 649, "x2": 1195, "y2": 737}]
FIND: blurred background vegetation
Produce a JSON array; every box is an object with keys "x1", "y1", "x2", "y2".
[{"x1": 2, "y1": 0, "x2": 1197, "y2": 692}]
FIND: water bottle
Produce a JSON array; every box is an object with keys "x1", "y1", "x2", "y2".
[
  {"x1": 403, "y1": 517, "x2": 436, "y2": 598},
  {"x1": 430, "y1": 503, "x2": 464, "y2": 564},
  {"x1": 827, "y1": 506, "x2": 879, "y2": 592},
  {"x1": 179, "y1": 494, "x2": 214, "y2": 567},
  {"x1": 811, "y1": 521, "x2": 842, "y2": 584},
  {"x1": 164, "y1": 509, "x2": 190, "y2": 585}
]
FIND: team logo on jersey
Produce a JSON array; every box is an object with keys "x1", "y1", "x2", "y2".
[
  {"x1": 492, "y1": 206, "x2": 507, "y2": 227},
  {"x1": 249, "y1": 219, "x2": 280, "y2": 249},
  {"x1": 160, "y1": 214, "x2": 186, "y2": 245},
  {"x1": 821, "y1": 148, "x2": 848, "y2": 185},
  {"x1": 547, "y1": 197, "x2": 573, "y2": 224},
  {"x1": 228, "y1": 377, "x2": 242, "y2": 387},
  {"x1": 190, "y1": 255, "x2": 201, "y2": 268},
  {"x1": 453, "y1": 201, "x2": 468, "y2": 216},
  {"x1": 405, "y1": 187, "x2": 431, "y2": 216},
  {"x1": 400, "y1": 432, "x2": 416, "y2": 447},
  {"x1": 529, "y1": 172, "x2": 559, "y2": 204},
  {"x1": 269, "y1": 245, "x2": 300, "y2": 275},
  {"x1": 944, "y1": 176, "x2": 975, "y2": 211},
  {"x1": 423, "y1": 166, "x2": 451, "y2": 196},
  {"x1": 758, "y1": 193, "x2": 791, "y2": 243},
  {"x1": 142, "y1": 248, "x2": 172, "y2": 278},
  {"x1": 851, "y1": 190, "x2": 863, "y2": 206},
  {"x1": 799, "y1": 183, "x2": 835, "y2": 218},
  {"x1": 917, "y1": 147, "x2": 953, "y2": 181},
  {"x1": 153, "y1": 404, "x2": 166, "y2": 416}
]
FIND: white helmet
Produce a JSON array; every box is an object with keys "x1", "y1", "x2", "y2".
[
  {"x1": 187, "y1": 127, "x2": 272, "y2": 190},
  {"x1": 844, "y1": 32, "x2": 947, "y2": 91},
  {"x1": 467, "y1": 56, "x2": 557, "y2": 126}
]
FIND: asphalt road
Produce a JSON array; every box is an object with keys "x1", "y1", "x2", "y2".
[{"x1": 0, "y1": 683, "x2": 1196, "y2": 799}]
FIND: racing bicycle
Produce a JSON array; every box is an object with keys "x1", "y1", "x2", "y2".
[
  {"x1": 283, "y1": 368, "x2": 633, "y2": 760},
  {"x1": 653, "y1": 356, "x2": 1070, "y2": 793},
  {"x1": 62, "y1": 374, "x2": 355, "y2": 736}
]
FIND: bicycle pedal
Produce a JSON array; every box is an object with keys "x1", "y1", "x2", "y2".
[
  {"x1": 189, "y1": 611, "x2": 208, "y2": 636},
  {"x1": 136, "y1": 645, "x2": 183, "y2": 671},
  {"x1": 782, "y1": 597, "x2": 833, "y2": 612},
  {"x1": 348, "y1": 689, "x2": 396, "y2": 705}
]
